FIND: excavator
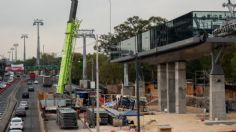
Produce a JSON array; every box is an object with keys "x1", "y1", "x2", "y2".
[{"x1": 57, "y1": 0, "x2": 80, "y2": 94}]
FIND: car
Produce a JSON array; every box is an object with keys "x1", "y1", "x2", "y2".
[
  {"x1": 0, "y1": 83, "x2": 6, "y2": 89},
  {"x1": 27, "y1": 81, "x2": 32, "y2": 85},
  {"x1": 22, "y1": 92, "x2": 29, "y2": 99},
  {"x1": 9, "y1": 117, "x2": 24, "y2": 130},
  {"x1": 9, "y1": 130, "x2": 23, "y2": 132},
  {"x1": 15, "y1": 107, "x2": 26, "y2": 117},
  {"x1": 53, "y1": 83, "x2": 57, "y2": 87},
  {"x1": 7, "y1": 79, "x2": 13, "y2": 84},
  {"x1": 28, "y1": 86, "x2": 34, "y2": 92},
  {"x1": 19, "y1": 101, "x2": 29, "y2": 109},
  {"x1": 34, "y1": 80, "x2": 39, "y2": 84}
]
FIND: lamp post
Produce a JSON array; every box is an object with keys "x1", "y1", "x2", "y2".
[
  {"x1": 21, "y1": 34, "x2": 28, "y2": 62},
  {"x1": 8, "y1": 51, "x2": 11, "y2": 61},
  {"x1": 134, "y1": 33, "x2": 140, "y2": 132},
  {"x1": 108, "y1": 0, "x2": 111, "y2": 33},
  {"x1": 91, "y1": 58, "x2": 94, "y2": 81},
  {"x1": 33, "y1": 19, "x2": 44, "y2": 65},
  {"x1": 13, "y1": 43, "x2": 19, "y2": 61},
  {"x1": 10, "y1": 47, "x2": 14, "y2": 62},
  {"x1": 76, "y1": 29, "x2": 95, "y2": 80},
  {"x1": 95, "y1": 35, "x2": 100, "y2": 132}
]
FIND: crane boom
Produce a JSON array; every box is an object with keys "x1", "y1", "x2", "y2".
[{"x1": 57, "y1": 0, "x2": 79, "y2": 94}]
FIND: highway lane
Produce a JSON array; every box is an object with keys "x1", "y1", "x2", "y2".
[
  {"x1": 0, "y1": 98, "x2": 7, "y2": 117},
  {"x1": 14, "y1": 82, "x2": 41, "y2": 132},
  {"x1": 0, "y1": 79, "x2": 20, "y2": 98},
  {"x1": 0, "y1": 79, "x2": 20, "y2": 119}
]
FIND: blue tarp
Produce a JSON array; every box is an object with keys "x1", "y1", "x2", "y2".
[{"x1": 121, "y1": 110, "x2": 143, "y2": 116}]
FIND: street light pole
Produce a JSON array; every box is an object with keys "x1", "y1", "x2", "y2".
[
  {"x1": 134, "y1": 35, "x2": 140, "y2": 132},
  {"x1": 13, "y1": 43, "x2": 19, "y2": 61},
  {"x1": 10, "y1": 48, "x2": 14, "y2": 62},
  {"x1": 8, "y1": 51, "x2": 11, "y2": 61},
  {"x1": 76, "y1": 29, "x2": 95, "y2": 80},
  {"x1": 108, "y1": 0, "x2": 111, "y2": 33},
  {"x1": 95, "y1": 35, "x2": 100, "y2": 132},
  {"x1": 21, "y1": 34, "x2": 28, "y2": 62},
  {"x1": 33, "y1": 19, "x2": 44, "y2": 66},
  {"x1": 91, "y1": 58, "x2": 94, "y2": 82}
]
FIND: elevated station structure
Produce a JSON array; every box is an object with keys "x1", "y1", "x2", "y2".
[{"x1": 110, "y1": 11, "x2": 236, "y2": 120}]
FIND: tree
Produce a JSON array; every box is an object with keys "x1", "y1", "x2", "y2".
[
  {"x1": 24, "y1": 57, "x2": 36, "y2": 66},
  {"x1": 98, "y1": 54, "x2": 123, "y2": 84},
  {"x1": 71, "y1": 53, "x2": 83, "y2": 84},
  {"x1": 95, "y1": 16, "x2": 167, "y2": 84},
  {"x1": 230, "y1": 52, "x2": 236, "y2": 78},
  {"x1": 41, "y1": 53, "x2": 60, "y2": 65},
  {"x1": 98, "y1": 16, "x2": 167, "y2": 54}
]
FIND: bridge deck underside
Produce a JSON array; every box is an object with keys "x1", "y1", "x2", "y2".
[{"x1": 111, "y1": 37, "x2": 236, "y2": 65}]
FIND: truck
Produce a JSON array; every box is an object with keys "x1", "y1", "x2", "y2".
[
  {"x1": 29, "y1": 72, "x2": 36, "y2": 80},
  {"x1": 43, "y1": 75, "x2": 53, "y2": 87}
]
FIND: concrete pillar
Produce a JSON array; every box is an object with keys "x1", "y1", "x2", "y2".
[
  {"x1": 209, "y1": 49, "x2": 226, "y2": 120},
  {"x1": 124, "y1": 63, "x2": 129, "y2": 87},
  {"x1": 135, "y1": 80, "x2": 145, "y2": 97},
  {"x1": 209, "y1": 75, "x2": 226, "y2": 120},
  {"x1": 123, "y1": 86, "x2": 135, "y2": 96},
  {"x1": 175, "y1": 61, "x2": 186, "y2": 114},
  {"x1": 157, "y1": 64, "x2": 167, "y2": 112},
  {"x1": 166, "y1": 63, "x2": 175, "y2": 113}
]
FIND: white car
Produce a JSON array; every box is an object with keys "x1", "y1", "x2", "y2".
[
  {"x1": 9, "y1": 129, "x2": 23, "y2": 132},
  {"x1": 34, "y1": 80, "x2": 38, "y2": 84},
  {"x1": 9, "y1": 117, "x2": 24, "y2": 130},
  {"x1": 0, "y1": 82, "x2": 7, "y2": 89},
  {"x1": 53, "y1": 83, "x2": 57, "y2": 87},
  {"x1": 19, "y1": 101, "x2": 29, "y2": 109}
]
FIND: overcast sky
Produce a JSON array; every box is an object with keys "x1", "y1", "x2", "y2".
[{"x1": 0, "y1": 0, "x2": 229, "y2": 60}]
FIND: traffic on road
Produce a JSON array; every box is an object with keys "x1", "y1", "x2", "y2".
[{"x1": 1, "y1": 73, "x2": 41, "y2": 132}]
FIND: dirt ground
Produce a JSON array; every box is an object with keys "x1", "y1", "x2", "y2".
[
  {"x1": 85, "y1": 105, "x2": 236, "y2": 132},
  {"x1": 127, "y1": 113, "x2": 236, "y2": 132},
  {"x1": 46, "y1": 105, "x2": 236, "y2": 132}
]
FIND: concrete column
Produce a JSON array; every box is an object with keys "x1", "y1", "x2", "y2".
[
  {"x1": 124, "y1": 63, "x2": 129, "y2": 87},
  {"x1": 166, "y1": 63, "x2": 175, "y2": 113},
  {"x1": 158, "y1": 64, "x2": 167, "y2": 112},
  {"x1": 209, "y1": 48, "x2": 226, "y2": 120},
  {"x1": 175, "y1": 61, "x2": 186, "y2": 114},
  {"x1": 209, "y1": 75, "x2": 226, "y2": 120},
  {"x1": 135, "y1": 80, "x2": 145, "y2": 97}
]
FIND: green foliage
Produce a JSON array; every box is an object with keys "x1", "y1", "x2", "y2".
[
  {"x1": 71, "y1": 53, "x2": 83, "y2": 84},
  {"x1": 41, "y1": 53, "x2": 60, "y2": 65},
  {"x1": 231, "y1": 52, "x2": 236, "y2": 78},
  {"x1": 70, "y1": 53, "x2": 123, "y2": 85},
  {"x1": 223, "y1": 52, "x2": 236, "y2": 79},
  {"x1": 99, "y1": 54, "x2": 123, "y2": 84},
  {"x1": 24, "y1": 57, "x2": 36, "y2": 66},
  {"x1": 97, "y1": 16, "x2": 167, "y2": 54},
  {"x1": 95, "y1": 15, "x2": 167, "y2": 84}
]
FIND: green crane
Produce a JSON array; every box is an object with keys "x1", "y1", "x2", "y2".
[{"x1": 57, "y1": 0, "x2": 80, "y2": 94}]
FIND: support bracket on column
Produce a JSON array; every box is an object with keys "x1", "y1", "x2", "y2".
[{"x1": 210, "y1": 45, "x2": 225, "y2": 75}]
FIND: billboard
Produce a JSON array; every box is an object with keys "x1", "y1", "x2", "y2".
[{"x1": 5, "y1": 64, "x2": 24, "y2": 72}]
